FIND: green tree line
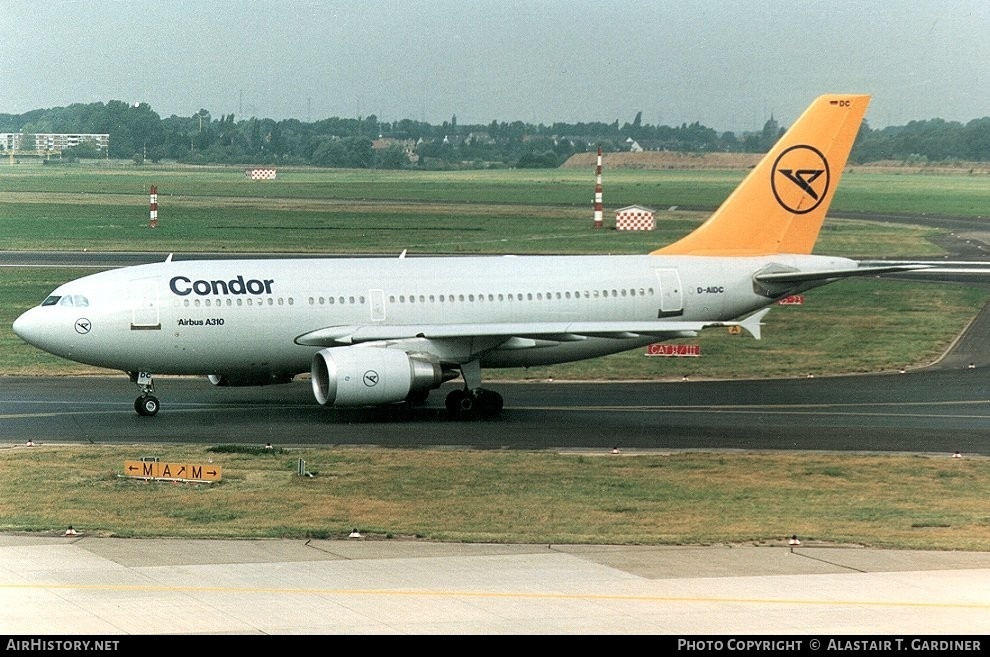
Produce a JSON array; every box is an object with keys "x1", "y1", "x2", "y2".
[{"x1": 1, "y1": 100, "x2": 988, "y2": 169}]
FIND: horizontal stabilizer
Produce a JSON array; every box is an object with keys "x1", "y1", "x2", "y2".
[
  {"x1": 755, "y1": 263, "x2": 932, "y2": 285},
  {"x1": 854, "y1": 260, "x2": 990, "y2": 277}
]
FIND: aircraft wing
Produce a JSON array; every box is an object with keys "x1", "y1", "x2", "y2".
[{"x1": 295, "y1": 308, "x2": 770, "y2": 347}]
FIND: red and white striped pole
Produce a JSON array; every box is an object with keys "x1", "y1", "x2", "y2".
[
  {"x1": 593, "y1": 146, "x2": 603, "y2": 229},
  {"x1": 149, "y1": 185, "x2": 158, "y2": 229}
]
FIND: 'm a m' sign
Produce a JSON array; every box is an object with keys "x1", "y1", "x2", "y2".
[{"x1": 123, "y1": 460, "x2": 222, "y2": 482}]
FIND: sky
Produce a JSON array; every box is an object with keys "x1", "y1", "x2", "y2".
[{"x1": 2, "y1": 0, "x2": 989, "y2": 133}]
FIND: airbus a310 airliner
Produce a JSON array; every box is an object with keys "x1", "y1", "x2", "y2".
[{"x1": 12, "y1": 94, "x2": 947, "y2": 418}]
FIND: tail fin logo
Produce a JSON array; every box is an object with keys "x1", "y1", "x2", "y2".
[{"x1": 771, "y1": 145, "x2": 830, "y2": 215}]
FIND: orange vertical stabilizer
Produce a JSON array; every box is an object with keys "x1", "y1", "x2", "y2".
[{"x1": 652, "y1": 94, "x2": 870, "y2": 256}]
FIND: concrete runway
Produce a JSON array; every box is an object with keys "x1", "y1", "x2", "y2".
[{"x1": 2, "y1": 535, "x2": 989, "y2": 635}]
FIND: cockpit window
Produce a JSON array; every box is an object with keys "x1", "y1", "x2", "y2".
[
  {"x1": 43, "y1": 295, "x2": 89, "y2": 308},
  {"x1": 62, "y1": 295, "x2": 88, "y2": 307}
]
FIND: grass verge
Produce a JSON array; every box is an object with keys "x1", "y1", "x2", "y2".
[{"x1": 1, "y1": 444, "x2": 987, "y2": 551}]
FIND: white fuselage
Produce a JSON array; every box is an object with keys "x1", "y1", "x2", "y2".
[{"x1": 13, "y1": 252, "x2": 853, "y2": 378}]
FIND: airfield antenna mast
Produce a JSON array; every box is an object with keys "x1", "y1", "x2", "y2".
[{"x1": 593, "y1": 145, "x2": 604, "y2": 229}]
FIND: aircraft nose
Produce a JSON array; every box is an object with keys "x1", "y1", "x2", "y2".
[{"x1": 12, "y1": 307, "x2": 48, "y2": 349}]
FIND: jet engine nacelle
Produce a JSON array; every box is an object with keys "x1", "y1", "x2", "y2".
[
  {"x1": 311, "y1": 346, "x2": 444, "y2": 407},
  {"x1": 208, "y1": 373, "x2": 294, "y2": 387}
]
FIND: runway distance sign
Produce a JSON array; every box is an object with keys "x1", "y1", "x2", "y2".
[{"x1": 123, "y1": 460, "x2": 222, "y2": 482}]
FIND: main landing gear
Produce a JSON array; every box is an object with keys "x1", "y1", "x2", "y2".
[
  {"x1": 444, "y1": 387, "x2": 504, "y2": 419},
  {"x1": 129, "y1": 371, "x2": 160, "y2": 417},
  {"x1": 444, "y1": 360, "x2": 504, "y2": 419}
]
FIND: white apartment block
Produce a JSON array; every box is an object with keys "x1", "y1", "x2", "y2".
[{"x1": 0, "y1": 133, "x2": 109, "y2": 154}]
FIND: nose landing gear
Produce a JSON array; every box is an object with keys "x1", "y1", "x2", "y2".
[
  {"x1": 134, "y1": 394, "x2": 160, "y2": 416},
  {"x1": 129, "y1": 371, "x2": 160, "y2": 416}
]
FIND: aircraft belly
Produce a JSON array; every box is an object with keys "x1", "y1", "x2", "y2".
[{"x1": 160, "y1": 344, "x2": 313, "y2": 374}]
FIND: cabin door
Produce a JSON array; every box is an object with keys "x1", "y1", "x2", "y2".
[
  {"x1": 129, "y1": 277, "x2": 161, "y2": 330},
  {"x1": 653, "y1": 268, "x2": 684, "y2": 317}
]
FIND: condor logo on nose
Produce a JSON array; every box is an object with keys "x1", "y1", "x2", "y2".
[{"x1": 169, "y1": 275, "x2": 275, "y2": 296}]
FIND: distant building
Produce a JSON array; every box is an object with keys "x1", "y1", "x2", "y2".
[
  {"x1": 615, "y1": 205, "x2": 656, "y2": 231},
  {"x1": 625, "y1": 137, "x2": 644, "y2": 152},
  {"x1": 0, "y1": 133, "x2": 109, "y2": 156},
  {"x1": 465, "y1": 131, "x2": 495, "y2": 145},
  {"x1": 372, "y1": 136, "x2": 419, "y2": 163}
]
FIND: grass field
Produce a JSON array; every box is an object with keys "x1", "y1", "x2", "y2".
[
  {"x1": 1, "y1": 445, "x2": 988, "y2": 550},
  {"x1": 0, "y1": 162, "x2": 985, "y2": 253},
  {"x1": 2, "y1": 162, "x2": 988, "y2": 548}
]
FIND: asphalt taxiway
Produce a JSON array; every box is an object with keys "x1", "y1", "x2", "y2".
[{"x1": 2, "y1": 370, "x2": 990, "y2": 453}]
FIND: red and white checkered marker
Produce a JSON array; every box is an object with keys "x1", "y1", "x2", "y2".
[
  {"x1": 593, "y1": 146, "x2": 603, "y2": 229},
  {"x1": 149, "y1": 185, "x2": 158, "y2": 228}
]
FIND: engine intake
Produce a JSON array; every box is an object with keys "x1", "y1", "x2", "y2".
[{"x1": 311, "y1": 347, "x2": 444, "y2": 407}]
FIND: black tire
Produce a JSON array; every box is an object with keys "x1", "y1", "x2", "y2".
[
  {"x1": 475, "y1": 389, "x2": 504, "y2": 419},
  {"x1": 136, "y1": 395, "x2": 160, "y2": 417},
  {"x1": 445, "y1": 389, "x2": 473, "y2": 416}
]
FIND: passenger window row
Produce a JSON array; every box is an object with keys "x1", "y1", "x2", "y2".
[{"x1": 173, "y1": 287, "x2": 657, "y2": 309}]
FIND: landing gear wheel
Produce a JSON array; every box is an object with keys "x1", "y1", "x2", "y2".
[
  {"x1": 445, "y1": 388, "x2": 503, "y2": 419},
  {"x1": 130, "y1": 371, "x2": 158, "y2": 417},
  {"x1": 445, "y1": 388, "x2": 474, "y2": 415},
  {"x1": 474, "y1": 389, "x2": 504, "y2": 419},
  {"x1": 135, "y1": 395, "x2": 160, "y2": 417}
]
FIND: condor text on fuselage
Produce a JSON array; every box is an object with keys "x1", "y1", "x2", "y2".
[{"x1": 169, "y1": 274, "x2": 275, "y2": 297}]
